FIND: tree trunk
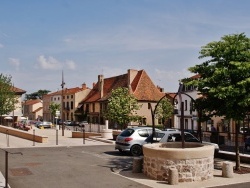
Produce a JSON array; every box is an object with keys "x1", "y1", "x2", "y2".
[{"x1": 235, "y1": 121, "x2": 241, "y2": 171}]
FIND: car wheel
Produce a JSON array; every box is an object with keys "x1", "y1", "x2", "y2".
[
  {"x1": 246, "y1": 145, "x2": 250, "y2": 151},
  {"x1": 130, "y1": 144, "x2": 142, "y2": 156}
]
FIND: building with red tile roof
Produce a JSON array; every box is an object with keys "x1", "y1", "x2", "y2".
[
  {"x1": 42, "y1": 83, "x2": 91, "y2": 122},
  {"x1": 1, "y1": 86, "x2": 26, "y2": 125},
  {"x1": 81, "y1": 69, "x2": 174, "y2": 126},
  {"x1": 23, "y1": 99, "x2": 43, "y2": 121}
]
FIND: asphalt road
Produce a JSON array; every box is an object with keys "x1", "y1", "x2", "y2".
[{"x1": 0, "y1": 145, "x2": 150, "y2": 188}]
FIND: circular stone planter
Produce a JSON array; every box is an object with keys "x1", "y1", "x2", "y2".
[{"x1": 143, "y1": 142, "x2": 214, "y2": 182}]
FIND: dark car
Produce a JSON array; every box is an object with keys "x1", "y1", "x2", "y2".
[
  {"x1": 68, "y1": 121, "x2": 79, "y2": 126},
  {"x1": 245, "y1": 137, "x2": 250, "y2": 151}
]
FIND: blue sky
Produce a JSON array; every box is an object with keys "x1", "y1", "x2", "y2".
[{"x1": 1, "y1": 0, "x2": 250, "y2": 94}]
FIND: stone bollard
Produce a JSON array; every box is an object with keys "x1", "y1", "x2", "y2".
[
  {"x1": 222, "y1": 161, "x2": 234, "y2": 178},
  {"x1": 168, "y1": 167, "x2": 178, "y2": 185},
  {"x1": 132, "y1": 157, "x2": 143, "y2": 173}
]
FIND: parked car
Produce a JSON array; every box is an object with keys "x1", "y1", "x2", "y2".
[
  {"x1": 245, "y1": 136, "x2": 250, "y2": 151},
  {"x1": 79, "y1": 121, "x2": 88, "y2": 127},
  {"x1": 115, "y1": 127, "x2": 161, "y2": 156},
  {"x1": 36, "y1": 121, "x2": 52, "y2": 129},
  {"x1": 153, "y1": 131, "x2": 219, "y2": 154},
  {"x1": 68, "y1": 121, "x2": 79, "y2": 126},
  {"x1": 64, "y1": 120, "x2": 71, "y2": 125}
]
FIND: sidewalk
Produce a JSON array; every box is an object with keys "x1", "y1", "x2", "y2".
[{"x1": 0, "y1": 128, "x2": 250, "y2": 188}]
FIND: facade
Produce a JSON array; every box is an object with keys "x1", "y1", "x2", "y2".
[
  {"x1": 23, "y1": 99, "x2": 43, "y2": 121},
  {"x1": 42, "y1": 83, "x2": 91, "y2": 122},
  {"x1": 80, "y1": 69, "x2": 171, "y2": 127},
  {"x1": 1, "y1": 86, "x2": 26, "y2": 125}
]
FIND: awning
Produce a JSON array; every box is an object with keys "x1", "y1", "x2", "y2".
[
  {"x1": 4, "y1": 116, "x2": 13, "y2": 120},
  {"x1": 77, "y1": 104, "x2": 83, "y2": 109},
  {"x1": 20, "y1": 117, "x2": 27, "y2": 120}
]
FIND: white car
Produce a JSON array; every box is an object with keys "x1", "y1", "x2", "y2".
[{"x1": 158, "y1": 131, "x2": 219, "y2": 154}]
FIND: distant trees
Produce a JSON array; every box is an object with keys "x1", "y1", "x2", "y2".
[
  {"x1": 184, "y1": 33, "x2": 250, "y2": 170},
  {"x1": 104, "y1": 87, "x2": 142, "y2": 129},
  {"x1": 25, "y1": 89, "x2": 50, "y2": 100},
  {"x1": 0, "y1": 74, "x2": 18, "y2": 124}
]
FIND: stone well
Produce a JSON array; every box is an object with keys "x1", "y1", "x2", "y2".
[{"x1": 143, "y1": 142, "x2": 214, "y2": 182}]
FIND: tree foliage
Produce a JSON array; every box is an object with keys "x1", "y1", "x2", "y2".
[
  {"x1": 184, "y1": 33, "x2": 250, "y2": 170},
  {"x1": 104, "y1": 87, "x2": 142, "y2": 129},
  {"x1": 185, "y1": 33, "x2": 250, "y2": 120},
  {"x1": 154, "y1": 97, "x2": 173, "y2": 122},
  {"x1": 25, "y1": 89, "x2": 51, "y2": 100},
  {"x1": 0, "y1": 74, "x2": 18, "y2": 120},
  {"x1": 49, "y1": 102, "x2": 60, "y2": 118}
]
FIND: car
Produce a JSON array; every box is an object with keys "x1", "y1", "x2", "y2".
[
  {"x1": 64, "y1": 120, "x2": 71, "y2": 125},
  {"x1": 155, "y1": 131, "x2": 219, "y2": 154},
  {"x1": 36, "y1": 121, "x2": 52, "y2": 129},
  {"x1": 68, "y1": 121, "x2": 79, "y2": 126},
  {"x1": 115, "y1": 126, "x2": 161, "y2": 156},
  {"x1": 79, "y1": 121, "x2": 88, "y2": 127},
  {"x1": 245, "y1": 137, "x2": 250, "y2": 151}
]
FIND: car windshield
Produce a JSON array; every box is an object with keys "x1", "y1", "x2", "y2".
[{"x1": 120, "y1": 128, "x2": 134, "y2": 137}]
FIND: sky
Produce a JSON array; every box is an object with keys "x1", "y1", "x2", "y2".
[{"x1": 1, "y1": 0, "x2": 250, "y2": 94}]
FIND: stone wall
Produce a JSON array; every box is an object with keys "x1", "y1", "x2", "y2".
[
  {"x1": 143, "y1": 155, "x2": 213, "y2": 182},
  {"x1": 143, "y1": 143, "x2": 214, "y2": 182}
]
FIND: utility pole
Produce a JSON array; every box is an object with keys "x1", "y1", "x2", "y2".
[{"x1": 61, "y1": 71, "x2": 65, "y2": 136}]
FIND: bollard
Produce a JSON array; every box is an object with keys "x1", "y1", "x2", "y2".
[
  {"x1": 132, "y1": 157, "x2": 143, "y2": 173},
  {"x1": 56, "y1": 129, "x2": 58, "y2": 145},
  {"x1": 6, "y1": 130, "x2": 9, "y2": 147},
  {"x1": 222, "y1": 161, "x2": 234, "y2": 178},
  {"x1": 33, "y1": 129, "x2": 35, "y2": 146},
  {"x1": 168, "y1": 167, "x2": 178, "y2": 185}
]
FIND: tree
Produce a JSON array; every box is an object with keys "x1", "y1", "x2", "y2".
[
  {"x1": 104, "y1": 87, "x2": 142, "y2": 129},
  {"x1": 184, "y1": 33, "x2": 250, "y2": 170},
  {"x1": 25, "y1": 89, "x2": 50, "y2": 100},
  {"x1": 49, "y1": 102, "x2": 60, "y2": 123},
  {"x1": 0, "y1": 74, "x2": 18, "y2": 124},
  {"x1": 154, "y1": 97, "x2": 173, "y2": 126}
]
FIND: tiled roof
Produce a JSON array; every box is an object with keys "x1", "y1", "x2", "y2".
[
  {"x1": 12, "y1": 86, "x2": 26, "y2": 94},
  {"x1": 33, "y1": 107, "x2": 43, "y2": 113},
  {"x1": 24, "y1": 99, "x2": 42, "y2": 105},
  {"x1": 83, "y1": 69, "x2": 165, "y2": 103},
  {"x1": 133, "y1": 70, "x2": 164, "y2": 101}
]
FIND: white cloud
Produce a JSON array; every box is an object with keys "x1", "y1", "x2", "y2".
[
  {"x1": 37, "y1": 55, "x2": 62, "y2": 70},
  {"x1": 65, "y1": 60, "x2": 76, "y2": 70},
  {"x1": 8, "y1": 58, "x2": 20, "y2": 71}
]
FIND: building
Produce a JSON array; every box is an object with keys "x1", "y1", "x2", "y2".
[
  {"x1": 22, "y1": 99, "x2": 43, "y2": 121},
  {"x1": 1, "y1": 86, "x2": 26, "y2": 126},
  {"x1": 80, "y1": 69, "x2": 171, "y2": 127},
  {"x1": 42, "y1": 83, "x2": 91, "y2": 122}
]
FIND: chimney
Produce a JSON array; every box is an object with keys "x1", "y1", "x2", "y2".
[
  {"x1": 98, "y1": 75, "x2": 104, "y2": 98},
  {"x1": 92, "y1": 82, "x2": 96, "y2": 88},
  {"x1": 127, "y1": 69, "x2": 138, "y2": 94},
  {"x1": 82, "y1": 83, "x2": 87, "y2": 90}
]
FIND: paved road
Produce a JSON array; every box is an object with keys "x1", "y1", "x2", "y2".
[{"x1": 0, "y1": 145, "x2": 150, "y2": 188}]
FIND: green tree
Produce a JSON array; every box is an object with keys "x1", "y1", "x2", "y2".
[
  {"x1": 0, "y1": 74, "x2": 18, "y2": 124},
  {"x1": 104, "y1": 87, "x2": 142, "y2": 129},
  {"x1": 25, "y1": 89, "x2": 50, "y2": 100},
  {"x1": 49, "y1": 102, "x2": 61, "y2": 123},
  {"x1": 184, "y1": 33, "x2": 250, "y2": 170},
  {"x1": 154, "y1": 97, "x2": 173, "y2": 125}
]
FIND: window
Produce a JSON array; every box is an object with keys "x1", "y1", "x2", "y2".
[
  {"x1": 67, "y1": 96, "x2": 69, "y2": 99},
  {"x1": 71, "y1": 95, "x2": 73, "y2": 99},
  {"x1": 71, "y1": 101, "x2": 73, "y2": 109},
  {"x1": 92, "y1": 103, "x2": 95, "y2": 112},
  {"x1": 138, "y1": 129, "x2": 149, "y2": 137},
  {"x1": 148, "y1": 103, "x2": 151, "y2": 109},
  {"x1": 185, "y1": 100, "x2": 187, "y2": 111}
]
